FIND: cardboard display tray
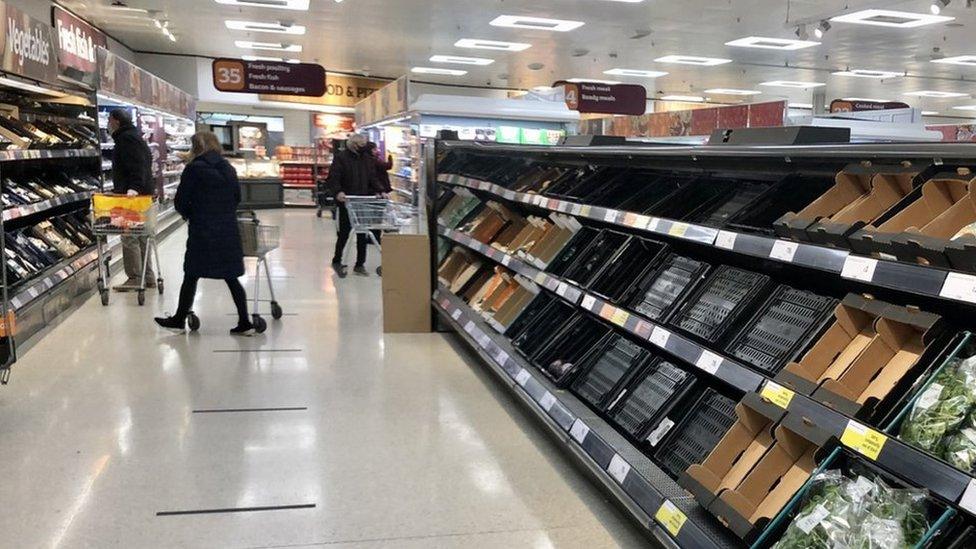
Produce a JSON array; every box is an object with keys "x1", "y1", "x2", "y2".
[
  {"x1": 671, "y1": 266, "x2": 774, "y2": 345},
  {"x1": 654, "y1": 389, "x2": 739, "y2": 480},
  {"x1": 628, "y1": 253, "x2": 711, "y2": 323}
]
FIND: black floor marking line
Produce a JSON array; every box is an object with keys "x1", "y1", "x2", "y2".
[
  {"x1": 157, "y1": 503, "x2": 316, "y2": 517},
  {"x1": 212, "y1": 349, "x2": 303, "y2": 353},
  {"x1": 192, "y1": 407, "x2": 308, "y2": 414}
]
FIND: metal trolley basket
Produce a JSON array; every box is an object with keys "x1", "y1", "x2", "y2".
[
  {"x1": 338, "y1": 196, "x2": 418, "y2": 276},
  {"x1": 91, "y1": 194, "x2": 163, "y2": 306},
  {"x1": 238, "y1": 211, "x2": 282, "y2": 333}
]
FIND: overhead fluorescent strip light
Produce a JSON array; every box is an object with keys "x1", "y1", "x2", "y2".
[
  {"x1": 760, "y1": 80, "x2": 825, "y2": 88},
  {"x1": 454, "y1": 39, "x2": 531, "y2": 52},
  {"x1": 429, "y1": 55, "x2": 494, "y2": 66},
  {"x1": 242, "y1": 55, "x2": 284, "y2": 62},
  {"x1": 833, "y1": 69, "x2": 901, "y2": 78},
  {"x1": 705, "y1": 88, "x2": 761, "y2": 96},
  {"x1": 830, "y1": 9, "x2": 953, "y2": 28},
  {"x1": 603, "y1": 68, "x2": 668, "y2": 78},
  {"x1": 567, "y1": 78, "x2": 621, "y2": 85},
  {"x1": 933, "y1": 55, "x2": 976, "y2": 66},
  {"x1": 904, "y1": 90, "x2": 969, "y2": 98},
  {"x1": 214, "y1": 0, "x2": 310, "y2": 11},
  {"x1": 725, "y1": 36, "x2": 820, "y2": 50},
  {"x1": 225, "y1": 20, "x2": 306, "y2": 35},
  {"x1": 234, "y1": 41, "x2": 302, "y2": 52},
  {"x1": 654, "y1": 55, "x2": 732, "y2": 66},
  {"x1": 660, "y1": 95, "x2": 704, "y2": 102},
  {"x1": 789, "y1": 103, "x2": 814, "y2": 109},
  {"x1": 489, "y1": 15, "x2": 584, "y2": 32},
  {"x1": 953, "y1": 105, "x2": 976, "y2": 111},
  {"x1": 411, "y1": 67, "x2": 467, "y2": 76}
]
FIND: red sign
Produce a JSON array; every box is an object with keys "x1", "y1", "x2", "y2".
[
  {"x1": 561, "y1": 81, "x2": 646, "y2": 116},
  {"x1": 212, "y1": 58, "x2": 326, "y2": 97},
  {"x1": 0, "y1": 1, "x2": 58, "y2": 85},
  {"x1": 52, "y1": 5, "x2": 105, "y2": 80}
]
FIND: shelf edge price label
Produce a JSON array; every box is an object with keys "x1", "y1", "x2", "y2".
[
  {"x1": 634, "y1": 214, "x2": 652, "y2": 230},
  {"x1": 840, "y1": 420, "x2": 888, "y2": 461},
  {"x1": 696, "y1": 350, "x2": 723, "y2": 375},
  {"x1": 650, "y1": 326, "x2": 671, "y2": 349},
  {"x1": 580, "y1": 205, "x2": 592, "y2": 217},
  {"x1": 611, "y1": 309, "x2": 630, "y2": 327},
  {"x1": 958, "y1": 478, "x2": 976, "y2": 514},
  {"x1": 607, "y1": 454, "x2": 631, "y2": 485},
  {"x1": 668, "y1": 222, "x2": 689, "y2": 237},
  {"x1": 604, "y1": 209, "x2": 618, "y2": 223},
  {"x1": 556, "y1": 282, "x2": 570, "y2": 297},
  {"x1": 493, "y1": 349, "x2": 510, "y2": 366},
  {"x1": 539, "y1": 392, "x2": 557, "y2": 412},
  {"x1": 655, "y1": 500, "x2": 688, "y2": 538},
  {"x1": 841, "y1": 255, "x2": 878, "y2": 283},
  {"x1": 647, "y1": 218, "x2": 661, "y2": 232},
  {"x1": 760, "y1": 381, "x2": 796, "y2": 410},
  {"x1": 770, "y1": 239, "x2": 799, "y2": 262},
  {"x1": 533, "y1": 271, "x2": 548, "y2": 285},
  {"x1": 940, "y1": 272, "x2": 976, "y2": 304},
  {"x1": 570, "y1": 419, "x2": 590, "y2": 443},
  {"x1": 515, "y1": 368, "x2": 531, "y2": 387},
  {"x1": 715, "y1": 230, "x2": 738, "y2": 251},
  {"x1": 451, "y1": 309, "x2": 462, "y2": 321},
  {"x1": 581, "y1": 294, "x2": 597, "y2": 311},
  {"x1": 570, "y1": 204, "x2": 582, "y2": 216}
]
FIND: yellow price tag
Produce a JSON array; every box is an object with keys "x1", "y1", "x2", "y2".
[
  {"x1": 669, "y1": 223, "x2": 689, "y2": 237},
  {"x1": 534, "y1": 272, "x2": 547, "y2": 285},
  {"x1": 612, "y1": 309, "x2": 630, "y2": 327},
  {"x1": 840, "y1": 420, "x2": 888, "y2": 461},
  {"x1": 760, "y1": 381, "x2": 795, "y2": 410},
  {"x1": 655, "y1": 500, "x2": 687, "y2": 538},
  {"x1": 580, "y1": 205, "x2": 592, "y2": 217}
]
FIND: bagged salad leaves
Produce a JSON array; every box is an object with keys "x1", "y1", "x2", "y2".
[
  {"x1": 772, "y1": 470, "x2": 929, "y2": 549},
  {"x1": 899, "y1": 355, "x2": 976, "y2": 459}
]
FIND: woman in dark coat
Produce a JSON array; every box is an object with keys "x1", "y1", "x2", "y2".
[{"x1": 155, "y1": 131, "x2": 253, "y2": 335}]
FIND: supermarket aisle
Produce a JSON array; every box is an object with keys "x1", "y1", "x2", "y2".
[{"x1": 0, "y1": 209, "x2": 649, "y2": 549}]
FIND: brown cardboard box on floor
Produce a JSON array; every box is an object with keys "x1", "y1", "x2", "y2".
[{"x1": 382, "y1": 234, "x2": 432, "y2": 333}]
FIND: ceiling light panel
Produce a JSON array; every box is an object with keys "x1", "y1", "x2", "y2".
[
  {"x1": 954, "y1": 105, "x2": 976, "y2": 111},
  {"x1": 603, "y1": 68, "x2": 668, "y2": 78},
  {"x1": 904, "y1": 90, "x2": 970, "y2": 98},
  {"x1": 660, "y1": 95, "x2": 705, "y2": 102},
  {"x1": 725, "y1": 36, "x2": 820, "y2": 50},
  {"x1": 789, "y1": 103, "x2": 814, "y2": 109},
  {"x1": 214, "y1": 0, "x2": 310, "y2": 10},
  {"x1": 567, "y1": 78, "x2": 621, "y2": 84},
  {"x1": 225, "y1": 20, "x2": 306, "y2": 35},
  {"x1": 922, "y1": 111, "x2": 940, "y2": 115},
  {"x1": 833, "y1": 69, "x2": 901, "y2": 78},
  {"x1": 655, "y1": 55, "x2": 732, "y2": 66},
  {"x1": 429, "y1": 55, "x2": 494, "y2": 66},
  {"x1": 489, "y1": 15, "x2": 584, "y2": 32},
  {"x1": 411, "y1": 67, "x2": 467, "y2": 76},
  {"x1": 760, "y1": 80, "x2": 825, "y2": 88},
  {"x1": 932, "y1": 55, "x2": 976, "y2": 66},
  {"x1": 454, "y1": 38, "x2": 531, "y2": 51},
  {"x1": 234, "y1": 41, "x2": 302, "y2": 52},
  {"x1": 830, "y1": 9, "x2": 954, "y2": 28},
  {"x1": 705, "y1": 88, "x2": 761, "y2": 95},
  {"x1": 242, "y1": 55, "x2": 284, "y2": 61}
]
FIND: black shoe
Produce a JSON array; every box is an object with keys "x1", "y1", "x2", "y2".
[
  {"x1": 230, "y1": 323, "x2": 255, "y2": 336},
  {"x1": 155, "y1": 316, "x2": 186, "y2": 333},
  {"x1": 332, "y1": 261, "x2": 348, "y2": 278},
  {"x1": 353, "y1": 265, "x2": 368, "y2": 276}
]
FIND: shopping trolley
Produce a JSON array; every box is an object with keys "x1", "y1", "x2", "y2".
[
  {"x1": 336, "y1": 196, "x2": 418, "y2": 277},
  {"x1": 235, "y1": 211, "x2": 282, "y2": 334},
  {"x1": 91, "y1": 194, "x2": 163, "y2": 307}
]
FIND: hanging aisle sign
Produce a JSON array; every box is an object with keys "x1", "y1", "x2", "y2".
[
  {"x1": 52, "y1": 5, "x2": 105, "y2": 83},
  {"x1": 0, "y1": 1, "x2": 58, "y2": 85},
  {"x1": 212, "y1": 57, "x2": 326, "y2": 97},
  {"x1": 559, "y1": 81, "x2": 646, "y2": 116}
]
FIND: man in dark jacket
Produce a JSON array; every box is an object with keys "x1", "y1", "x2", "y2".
[
  {"x1": 108, "y1": 109, "x2": 156, "y2": 290},
  {"x1": 327, "y1": 133, "x2": 385, "y2": 277}
]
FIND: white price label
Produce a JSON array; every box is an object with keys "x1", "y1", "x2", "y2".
[
  {"x1": 960, "y1": 479, "x2": 976, "y2": 514},
  {"x1": 647, "y1": 218, "x2": 661, "y2": 232},
  {"x1": 940, "y1": 272, "x2": 976, "y2": 303},
  {"x1": 451, "y1": 309, "x2": 462, "y2": 321},
  {"x1": 493, "y1": 349, "x2": 510, "y2": 365},
  {"x1": 795, "y1": 504, "x2": 831, "y2": 535},
  {"x1": 570, "y1": 419, "x2": 590, "y2": 443},
  {"x1": 540, "y1": 392, "x2": 557, "y2": 411},
  {"x1": 696, "y1": 350, "x2": 723, "y2": 375},
  {"x1": 477, "y1": 334, "x2": 491, "y2": 348},
  {"x1": 634, "y1": 215, "x2": 653, "y2": 230},
  {"x1": 841, "y1": 255, "x2": 878, "y2": 282},
  {"x1": 607, "y1": 454, "x2": 631, "y2": 484},
  {"x1": 581, "y1": 294, "x2": 597, "y2": 310},
  {"x1": 604, "y1": 209, "x2": 618, "y2": 223},
  {"x1": 515, "y1": 368, "x2": 531, "y2": 386},
  {"x1": 647, "y1": 418, "x2": 675, "y2": 447},
  {"x1": 501, "y1": 255, "x2": 511, "y2": 267},
  {"x1": 650, "y1": 326, "x2": 671, "y2": 348},
  {"x1": 557, "y1": 282, "x2": 570, "y2": 297},
  {"x1": 715, "y1": 230, "x2": 738, "y2": 250},
  {"x1": 770, "y1": 240, "x2": 799, "y2": 262},
  {"x1": 571, "y1": 204, "x2": 582, "y2": 216},
  {"x1": 464, "y1": 320, "x2": 476, "y2": 334}
]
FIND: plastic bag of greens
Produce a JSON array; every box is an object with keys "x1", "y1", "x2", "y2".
[
  {"x1": 943, "y1": 413, "x2": 976, "y2": 472},
  {"x1": 899, "y1": 357, "x2": 976, "y2": 452},
  {"x1": 855, "y1": 479, "x2": 928, "y2": 549},
  {"x1": 772, "y1": 471, "x2": 854, "y2": 549}
]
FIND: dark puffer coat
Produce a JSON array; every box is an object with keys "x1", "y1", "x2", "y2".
[{"x1": 174, "y1": 151, "x2": 244, "y2": 279}]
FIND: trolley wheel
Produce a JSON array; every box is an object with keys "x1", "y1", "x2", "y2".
[
  {"x1": 271, "y1": 301, "x2": 283, "y2": 320},
  {"x1": 157, "y1": 279, "x2": 165, "y2": 295},
  {"x1": 376, "y1": 266, "x2": 382, "y2": 276},
  {"x1": 187, "y1": 313, "x2": 201, "y2": 332},
  {"x1": 100, "y1": 289, "x2": 109, "y2": 306},
  {"x1": 253, "y1": 314, "x2": 268, "y2": 334},
  {"x1": 137, "y1": 290, "x2": 146, "y2": 306},
  {"x1": 97, "y1": 278, "x2": 106, "y2": 292},
  {"x1": 316, "y1": 208, "x2": 323, "y2": 218}
]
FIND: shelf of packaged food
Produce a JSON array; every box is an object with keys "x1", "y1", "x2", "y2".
[
  {"x1": 101, "y1": 160, "x2": 112, "y2": 172},
  {"x1": 9, "y1": 245, "x2": 98, "y2": 311},
  {"x1": 3, "y1": 191, "x2": 93, "y2": 223},
  {"x1": 438, "y1": 173, "x2": 976, "y2": 310},
  {"x1": 433, "y1": 288, "x2": 737, "y2": 549},
  {"x1": 438, "y1": 223, "x2": 976, "y2": 519},
  {"x1": 0, "y1": 148, "x2": 100, "y2": 163}
]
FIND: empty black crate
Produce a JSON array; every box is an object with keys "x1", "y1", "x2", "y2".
[
  {"x1": 546, "y1": 227, "x2": 599, "y2": 277},
  {"x1": 725, "y1": 285, "x2": 837, "y2": 375},
  {"x1": 609, "y1": 359, "x2": 697, "y2": 441},
  {"x1": 671, "y1": 266, "x2": 772, "y2": 344},
  {"x1": 628, "y1": 254, "x2": 710, "y2": 322},
  {"x1": 561, "y1": 230, "x2": 630, "y2": 288},
  {"x1": 687, "y1": 179, "x2": 771, "y2": 227},
  {"x1": 534, "y1": 314, "x2": 613, "y2": 385},
  {"x1": 571, "y1": 335, "x2": 649, "y2": 408},
  {"x1": 510, "y1": 295, "x2": 576, "y2": 358},
  {"x1": 725, "y1": 173, "x2": 837, "y2": 233},
  {"x1": 588, "y1": 236, "x2": 669, "y2": 302},
  {"x1": 653, "y1": 389, "x2": 738, "y2": 479},
  {"x1": 546, "y1": 167, "x2": 615, "y2": 201},
  {"x1": 614, "y1": 172, "x2": 689, "y2": 214},
  {"x1": 646, "y1": 178, "x2": 735, "y2": 221}
]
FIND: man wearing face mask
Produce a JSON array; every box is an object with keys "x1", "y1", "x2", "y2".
[{"x1": 326, "y1": 133, "x2": 386, "y2": 278}]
